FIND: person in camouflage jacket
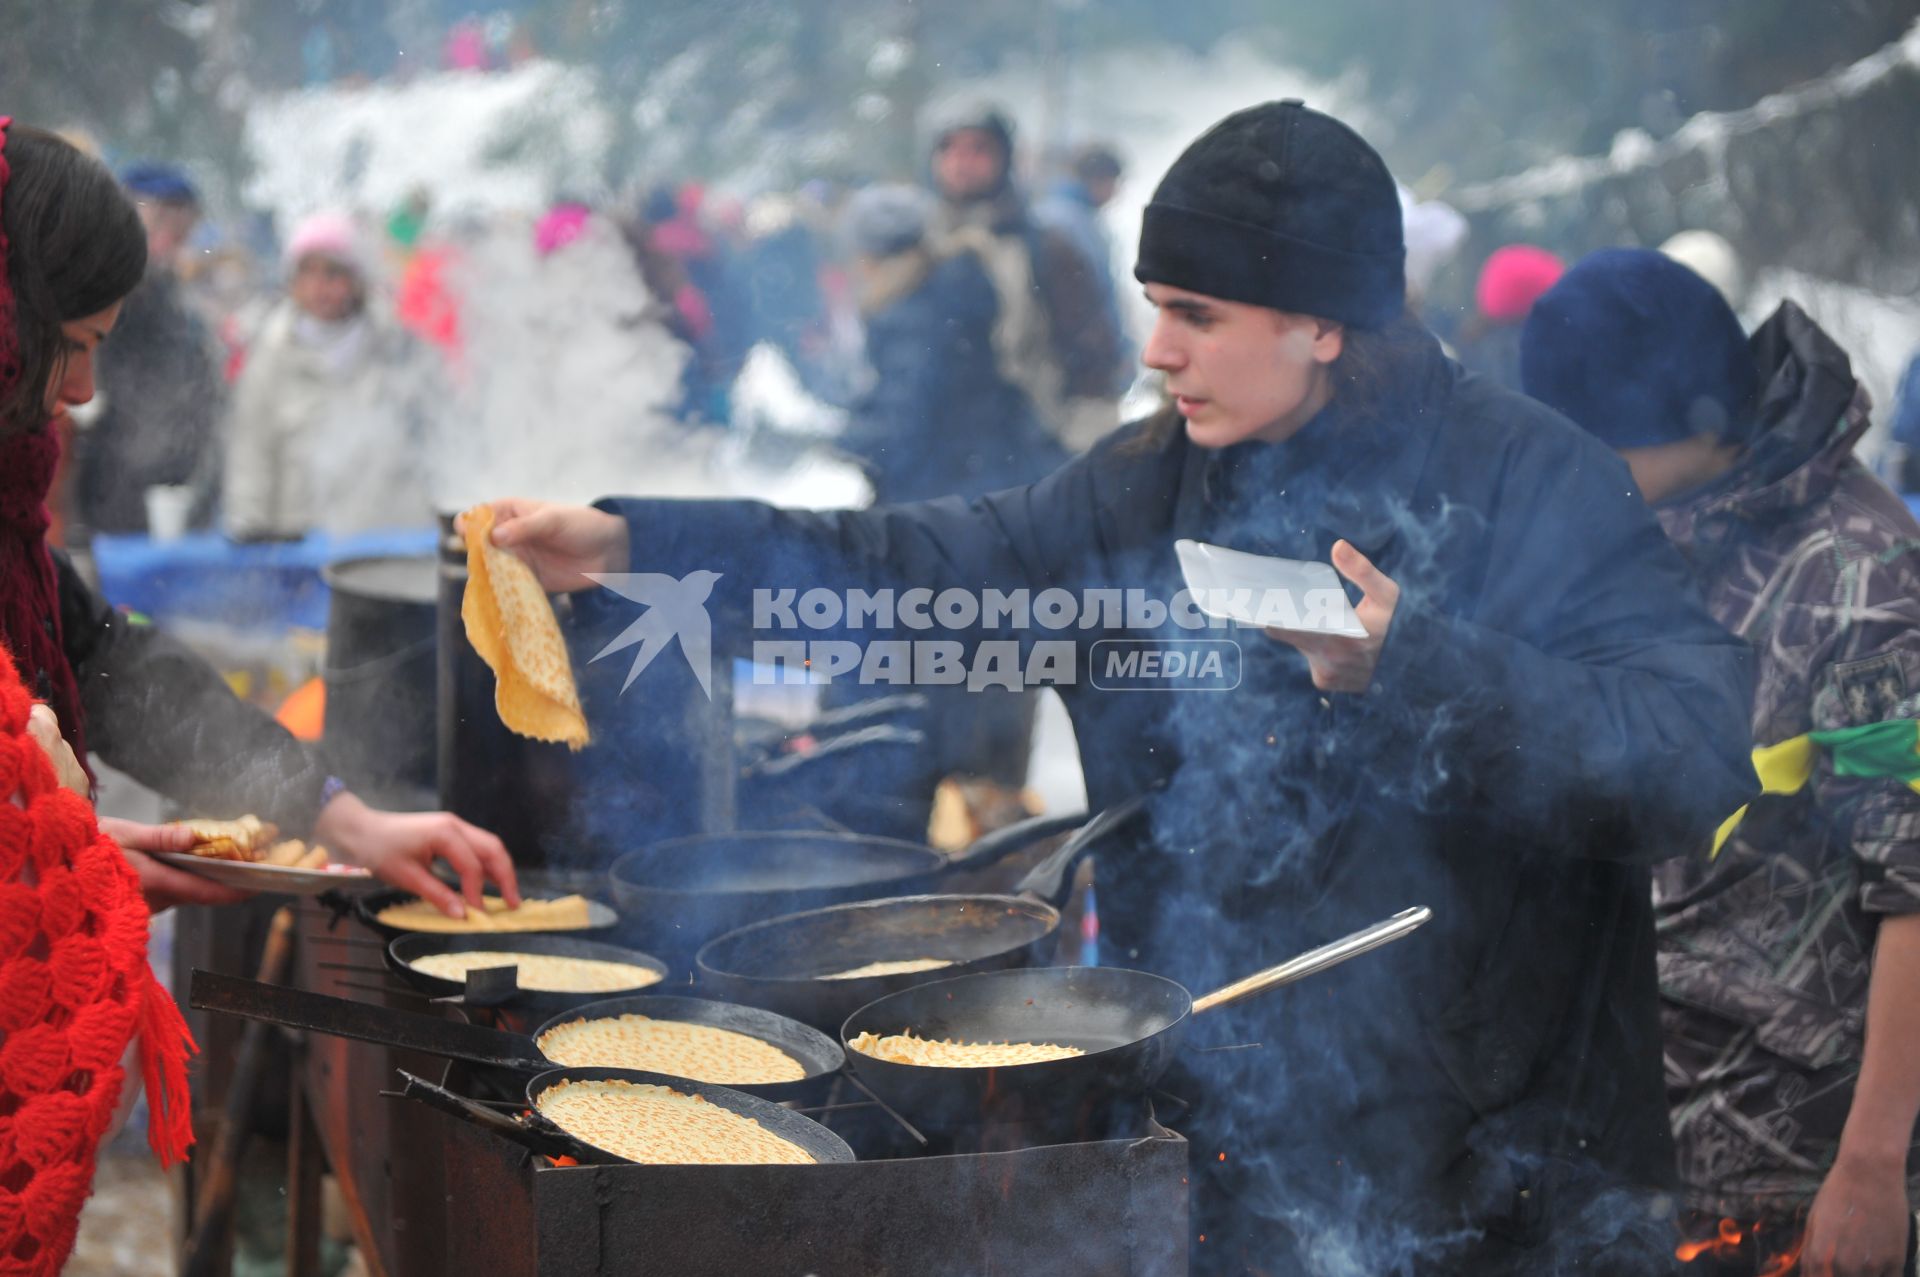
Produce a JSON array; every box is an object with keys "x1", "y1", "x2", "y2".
[{"x1": 1524, "y1": 247, "x2": 1920, "y2": 1277}]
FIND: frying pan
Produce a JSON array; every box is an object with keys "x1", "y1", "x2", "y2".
[
  {"x1": 839, "y1": 907, "x2": 1432, "y2": 1131},
  {"x1": 394, "y1": 1066, "x2": 855, "y2": 1166},
  {"x1": 606, "y1": 808, "x2": 1094, "y2": 970},
  {"x1": 351, "y1": 886, "x2": 619, "y2": 945},
  {"x1": 189, "y1": 972, "x2": 842, "y2": 1103},
  {"x1": 385, "y1": 933, "x2": 672, "y2": 1016},
  {"x1": 694, "y1": 799, "x2": 1148, "y2": 1031}
]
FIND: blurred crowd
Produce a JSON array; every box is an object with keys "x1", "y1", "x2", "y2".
[
  {"x1": 53, "y1": 101, "x2": 1920, "y2": 575},
  {"x1": 46, "y1": 106, "x2": 1146, "y2": 559}
]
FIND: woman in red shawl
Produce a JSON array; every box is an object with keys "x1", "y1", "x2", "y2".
[{"x1": 0, "y1": 122, "x2": 519, "y2": 923}]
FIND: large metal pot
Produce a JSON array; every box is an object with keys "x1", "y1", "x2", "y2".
[{"x1": 322, "y1": 554, "x2": 438, "y2": 806}]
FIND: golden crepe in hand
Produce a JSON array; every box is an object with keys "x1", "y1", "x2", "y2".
[
  {"x1": 537, "y1": 1079, "x2": 815, "y2": 1165},
  {"x1": 536, "y1": 1014, "x2": 806, "y2": 1085},
  {"x1": 375, "y1": 894, "x2": 595, "y2": 934},
  {"x1": 848, "y1": 1029, "x2": 1085, "y2": 1068},
  {"x1": 461, "y1": 503, "x2": 589, "y2": 750}
]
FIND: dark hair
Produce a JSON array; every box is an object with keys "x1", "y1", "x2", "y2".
[
  {"x1": 1, "y1": 126, "x2": 149, "y2": 433},
  {"x1": 1130, "y1": 307, "x2": 1436, "y2": 450}
]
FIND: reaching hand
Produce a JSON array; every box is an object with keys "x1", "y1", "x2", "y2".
[
  {"x1": 1264, "y1": 540, "x2": 1401, "y2": 694},
  {"x1": 313, "y1": 792, "x2": 520, "y2": 919},
  {"x1": 459, "y1": 498, "x2": 630, "y2": 593},
  {"x1": 25, "y1": 704, "x2": 87, "y2": 796}
]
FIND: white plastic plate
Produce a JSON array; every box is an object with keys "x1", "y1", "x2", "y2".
[{"x1": 1173, "y1": 539, "x2": 1369, "y2": 638}]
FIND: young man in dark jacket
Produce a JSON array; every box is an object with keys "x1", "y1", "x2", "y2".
[
  {"x1": 1524, "y1": 248, "x2": 1920, "y2": 1277},
  {"x1": 479, "y1": 104, "x2": 1757, "y2": 1274}
]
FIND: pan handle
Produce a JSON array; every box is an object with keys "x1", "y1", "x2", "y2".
[
  {"x1": 942, "y1": 809, "x2": 1091, "y2": 872},
  {"x1": 189, "y1": 970, "x2": 549, "y2": 1071},
  {"x1": 1011, "y1": 794, "x2": 1150, "y2": 908},
  {"x1": 1191, "y1": 906, "x2": 1432, "y2": 1015},
  {"x1": 389, "y1": 1070, "x2": 581, "y2": 1161}
]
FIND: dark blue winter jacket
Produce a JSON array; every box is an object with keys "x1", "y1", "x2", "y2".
[
  {"x1": 840, "y1": 251, "x2": 1067, "y2": 503},
  {"x1": 586, "y1": 328, "x2": 1755, "y2": 1273}
]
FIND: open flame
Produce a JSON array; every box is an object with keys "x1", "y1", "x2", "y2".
[{"x1": 1675, "y1": 1217, "x2": 1802, "y2": 1274}]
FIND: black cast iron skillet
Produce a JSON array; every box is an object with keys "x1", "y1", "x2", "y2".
[
  {"x1": 694, "y1": 799, "x2": 1148, "y2": 1032},
  {"x1": 605, "y1": 808, "x2": 1094, "y2": 971},
  {"x1": 394, "y1": 1066, "x2": 855, "y2": 1166},
  {"x1": 839, "y1": 906, "x2": 1432, "y2": 1132},
  {"x1": 189, "y1": 973, "x2": 841, "y2": 1103},
  {"x1": 385, "y1": 933, "x2": 672, "y2": 1016}
]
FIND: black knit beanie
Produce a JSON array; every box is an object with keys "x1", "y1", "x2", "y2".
[{"x1": 1134, "y1": 101, "x2": 1405, "y2": 329}]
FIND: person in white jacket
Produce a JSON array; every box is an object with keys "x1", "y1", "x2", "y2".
[{"x1": 223, "y1": 211, "x2": 435, "y2": 540}]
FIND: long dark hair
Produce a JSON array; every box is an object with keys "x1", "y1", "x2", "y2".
[
  {"x1": 1130, "y1": 307, "x2": 1438, "y2": 450},
  {"x1": 1, "y1": 126, "x2": 148, "y2": 434}
]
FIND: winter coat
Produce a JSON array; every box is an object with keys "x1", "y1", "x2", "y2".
[
  {"x1": 1654, "y1": 302, "x2": 1920, "y2": 1218},
  {"x1": 585, "y1": 328, "x2": 1757, "y2": 1273},
  {"x1": 932, "y1": 187, "x2": 1124, "y2": 425},
  {"x1": 1034, "y1": 177, "x2": 1129, "y2": 384},
  {"x1": 55, "y1": 548, "x2": 328, "y2": 829},
  {"x1": 840, "y1": 248, "x2": 1067, "y2": 503},
  {"x1": 76, "y1": 267, "x2": 222, "y2": 534},
  {"x1": 223, "y1": 301, "x2": 436, "y2": 541}
]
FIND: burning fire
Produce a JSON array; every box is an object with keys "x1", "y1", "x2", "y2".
[{"x1": 1675, "y1": 1217, "x2": 1803, "y2": 1274}]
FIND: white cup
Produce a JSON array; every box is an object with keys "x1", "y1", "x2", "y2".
[{"x1": 144, "y1": 484, "x2": 195, "y2": 542}]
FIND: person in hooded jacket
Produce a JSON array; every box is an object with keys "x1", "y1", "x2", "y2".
[
  {"x1": 223, "y1": 211, "x2": 437, "y2": 540},
  {"x1": 1523, "y1": 248, "x2": 1920, "y2": 1277},
  {"x1": 473, "y1": 103, "x2": 1757, "y2": 1274},
  {"x1": 71, "y1": 163, "x2": 222, "y2": 537},
  {"x1": 838, "y1": 182, "x2": 1067, "y2": 504},
  {"x1": 1454, "y1": 244, "x2": 1564, "y2": 392},
  {"x1": 929, "y1": 107, "x2": 1125, "y2": 452}
]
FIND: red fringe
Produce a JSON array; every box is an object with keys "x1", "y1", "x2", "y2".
[{"x1": 138, "y1": 971, "x2": 197, "y2": 1168}]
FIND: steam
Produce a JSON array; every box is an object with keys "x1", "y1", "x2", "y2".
[{"x1": 424, "y1": 214, "x2": 713, "y2": 513}]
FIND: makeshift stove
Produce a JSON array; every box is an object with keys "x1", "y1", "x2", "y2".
[
  {"x1": 264, "y1": 903, "x2": 1189, "y2": 1277},
  {"x1": 427, "y1": 1070, "x2": 1189, "y2": 1277}
]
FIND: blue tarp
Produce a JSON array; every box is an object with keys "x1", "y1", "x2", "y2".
[{"x1": 92, "y1": 528, "x2": 439, "y2": 633}]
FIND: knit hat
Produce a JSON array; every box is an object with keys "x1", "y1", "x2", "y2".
[
  {"x1": 120, "y1": 162, "x2": 199, "y2": 208},
  {"x1": 842, "y1": 183, "x2": 933, "y2": 258},
  {"x1": 284, "y1": 210, "x2": 366, "y2": 276},
  {"x1": 1475, "y1": 245, "x2": 1564, "y2": 324},
  {"x1": 1133, "y1": 100, "x2": 1405, "y2": 329},
  {"x1": 1520, "y1": 247, "x2": 1758, "y2": 450}
]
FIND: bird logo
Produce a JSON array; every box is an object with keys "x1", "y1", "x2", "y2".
[{"x1": 584, "y1": 570, "x2": 723, "y2": 698}]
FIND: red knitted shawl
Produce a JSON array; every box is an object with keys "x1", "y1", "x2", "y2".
[{"x1": 0, "y1": 118, "x2": 195, "y2": 1276}]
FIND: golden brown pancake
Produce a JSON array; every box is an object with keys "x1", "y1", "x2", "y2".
[
  {"x1": 537, "y1": 1079, "x2": 814, "y2": 1165},
  {"x1": 374, "y1": 895, "x2": 595, "y2": 934},
  {"x1": 818, "y1": 957, "x2": 954, "y2": 981},
  {"x1": 537, "y1": 1014, "x2": 805, "y2": 1085},
  {"x1": 407, "y1": 950, "x2": 660, "y2": 993},
  {"x1": 847, "y1": 1029, "x2": 1085, "y2": 1068},
  {"x1": 462, "y1": 503, "x2": 589, "y2": 749}
]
